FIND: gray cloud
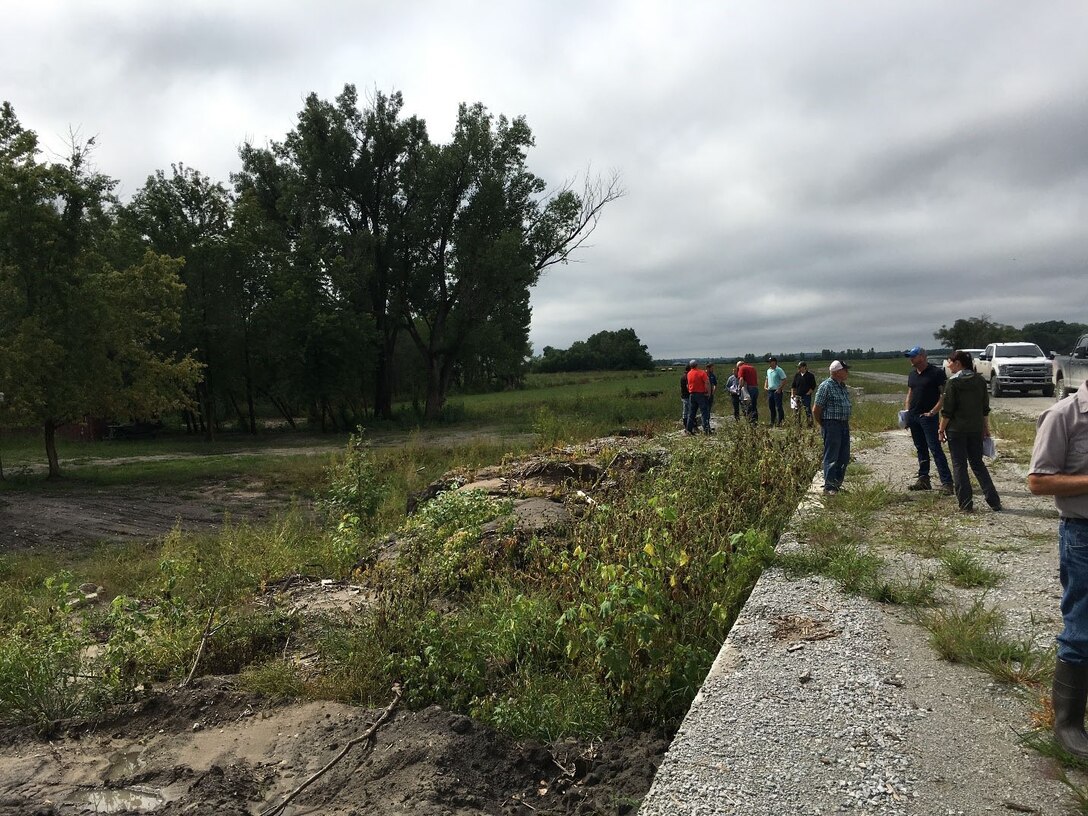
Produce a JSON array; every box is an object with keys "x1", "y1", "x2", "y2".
[{"x1": 3, "y1": 0, "x2": 1086, "y2": 359}]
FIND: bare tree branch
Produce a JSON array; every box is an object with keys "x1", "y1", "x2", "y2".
[{"x1": 535, "y1": 169, "x2": 624, "y2": 272}]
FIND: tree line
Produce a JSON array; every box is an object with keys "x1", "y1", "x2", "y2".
[
  {"x1": 0, "y1": 89, "x2": 621, "y2": 474},
  {"x1": 934, "y1": 316, "x2": 1088, "y2": 354},
  {"x1": 533, "y1": 328, "x2": 653, "y2": 372}
]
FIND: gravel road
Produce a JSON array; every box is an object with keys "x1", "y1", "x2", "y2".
[{"x1": 641, "y1": 399, "x2": 1080, "y2": 815}]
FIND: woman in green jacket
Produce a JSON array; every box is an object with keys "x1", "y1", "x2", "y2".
[{"x1": 938, "y1": 349, "x2": 1001, "y2": 512}]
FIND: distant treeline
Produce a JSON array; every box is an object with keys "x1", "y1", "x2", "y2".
[
  {"x1": 533, "y1": 328, "x2": 654, "y2": 373},
  {"x1": 653, "y1": 318, "x2": 1088, "y2": 367},
  {"x1": 656, "y1": 348, "x2": 909, "y2": 366},
  {"x1": 934, "y1": 316, "x2": 1088, "y2": 354}
]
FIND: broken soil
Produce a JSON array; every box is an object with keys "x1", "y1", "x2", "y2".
[{"x1": 0, "y1": 677, "x2": 667, "y2": 816}]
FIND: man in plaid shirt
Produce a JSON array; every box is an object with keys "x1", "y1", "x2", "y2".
[{"x1": 813, "y1": 360, "x2": 852, "y2": 495}]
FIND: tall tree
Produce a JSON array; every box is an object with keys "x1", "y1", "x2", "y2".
[
  {"x1": 403, "y1": 103, "x2": 622, "y2": 418},
  {"x1": 123, "y1": 164, "x2": 236, "y2": 438},
  {"x1": 0, "y1": 103, "x2": 199, "y2": 476},
  {"x1": 236, "y1": 87, "x2": 424, "y2": 421}
]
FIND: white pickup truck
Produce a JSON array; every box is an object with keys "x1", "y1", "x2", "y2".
[
  {"x1": 974, "y1": 342, "x2": 1054, "y2": 397},
  {"x1": 1052, "y1": 332, "x2": 1088, "y2": 400}
]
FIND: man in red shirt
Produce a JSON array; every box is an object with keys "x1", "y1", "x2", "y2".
[
  {"x1": 686, "y1": 359, "x2": 712, "y2": 434},
  {"x1": 737, "y1": 360, "x2": 759, "y2": 424}
]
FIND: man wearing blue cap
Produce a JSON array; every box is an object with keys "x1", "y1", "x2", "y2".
[{"x1": 903, "y1": 345, "x2": 954, "y2": 494}]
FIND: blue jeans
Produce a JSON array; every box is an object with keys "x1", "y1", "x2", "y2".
[
  {"x1": 821, "y1": 419, "x2": 850, "y2": 491},
  {"x1": 1058, "y1": 518, "x2": 1088, "y2": 663},
  {"x1": 745, "y1": 387, "x2": 759, "y2": 423},
  {"x1": 908, "y1": 412, "x2": 952, "y2": 485},
  {"x1": 767, "y1": 390, "x2": 784, "y2": 425},
  {"x1": 687, "y1": 392, "x2": 711, "y2": 433},
  {"x1": 681, "y1": 396, "x2": 691, "y2": 426}
]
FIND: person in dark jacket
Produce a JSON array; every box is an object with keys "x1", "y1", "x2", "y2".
[
  {"x1": 791, "y1": 361, "x2": 817, "y2": 427},
  {"x1": 938, "y1": 349, "x2": 1001, "y2": 512}
]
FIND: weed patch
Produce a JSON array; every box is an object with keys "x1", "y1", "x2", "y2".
[
  {"x1": 922, "y1": 599, "x2": 1049, "y2": 685},
  {"x1": 941, "y1": 549, "x2": 1003, "y2": 588}
]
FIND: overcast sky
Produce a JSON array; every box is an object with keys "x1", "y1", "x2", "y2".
[{"x1": 4, "y1": 0, "x2": 1086, "y2": 360}]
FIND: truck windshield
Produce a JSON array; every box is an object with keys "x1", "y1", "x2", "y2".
[{"x1": 994, "y1": 344, "x2": 1045, "y2": 357}]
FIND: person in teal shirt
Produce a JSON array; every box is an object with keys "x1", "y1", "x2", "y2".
[{"x1": 765, "y1": 357, "x2": 788, "y2": 427}]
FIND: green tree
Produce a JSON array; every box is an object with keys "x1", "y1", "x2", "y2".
[
  {"x1": 0, "y1": 103, "x2": 200, "y2": 476},
  {"x1": 122, "y1": 164, "x2": 241, "y2": 438},
  {"x1": 934, "y1": 315, "x2": 1020, "y2": 350},
  {"x1": 403, "y1": 103, "x2": 621, "y2": 418},
  {"x1": 534, "y1": 328, "x2": 652, "y2": 373},
  {"x1": 1020, "y1": 320, "x2": 1088, "y2": 355},
  {"x1": 238, "y1": 87, "x2": 620, "y2": 422},
  {"x1": 236, "y1": 87, "x2": 422, "y2": 421}
]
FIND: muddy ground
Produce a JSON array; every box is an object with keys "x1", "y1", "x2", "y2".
[
  {"x1": 0, "y1": 677, "x2": 666, "y2": 815},
  {"x1": 0, "y1": 482, "x2": 285, "y2": 549}
]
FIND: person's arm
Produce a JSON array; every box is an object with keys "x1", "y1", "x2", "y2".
[
  {"x1": 904, "y1": 387, "x2": 912, "y2": 411},
  {"x1": 927, "y1": 386, "x2": 944, "y2": 418},
  {"x1": 813, "y1": 403, "x2": 823, "y2": 426},
  {"x1": 1028, "y1": 473, "x2": 1088, "y2": 497}
]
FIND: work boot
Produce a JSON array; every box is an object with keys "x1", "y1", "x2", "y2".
[
  {"x1": 907, "y1": 477, "x2": 931, "y2": 491},
  {"x1": 938, "y1": 483, "x2": 955, "y2": 496},
  {"x1": 1053, "y1": 658, "x2": 1088, "y2": 759}
]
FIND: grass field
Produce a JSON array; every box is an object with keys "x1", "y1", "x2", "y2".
[{"x1": 0, "y1": 364, "x2": 915, "y2": 483}]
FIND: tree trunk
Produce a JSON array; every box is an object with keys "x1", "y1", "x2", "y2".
[
  {"x1": 263, "y1": 392, "x2": 297, "y2": 430},
  {"x1": 198, "y1": 381, "x2": 216, "y2": 442},
  {"x1": 244, "y1": 375, "x2": 257, "y2": 435},
  {"x1": 423, "y1": 356, "x2": 455, "y2": 421},
  {"x1": 228, "y1": 390, "x2": 248, "y2": 432},
  {"x1": 44, "y1": 419, "x2": 61, "y2": 479},
  {"x1": 373, "y1": 329, "x2": 397, "y2": 420}
]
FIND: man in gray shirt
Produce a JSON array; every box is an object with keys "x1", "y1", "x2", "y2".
[{"x1": 1029, "y1": 380, "x2": 1088, "y2": 758}]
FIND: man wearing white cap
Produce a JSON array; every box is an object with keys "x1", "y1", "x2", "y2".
[{"x1": 813, "y1": 360, "x2": 852, "y2": 495}]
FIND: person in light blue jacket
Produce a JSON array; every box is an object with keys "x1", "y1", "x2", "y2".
[{"x1": 765, "y1": 357, "x2": 788, "y2": 427}]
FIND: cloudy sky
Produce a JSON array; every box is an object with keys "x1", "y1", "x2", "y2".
[{"x1": 3, "y1": 1, "x2": 1086, "y2": 359}]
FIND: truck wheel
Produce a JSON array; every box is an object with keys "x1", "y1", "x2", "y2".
[
  {"x1": 1054, "y1": 375, "x2": 1066, "y2": 402},
  {"x1": 990, "y1": 376, "x2": 1002, "y2": 397}
]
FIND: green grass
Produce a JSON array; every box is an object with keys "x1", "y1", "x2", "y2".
[
  {"x1": 922, "y1": 599, "x2": 1049, "y2": 685},
  {"x1": 940, "y1": 549, "x2": 1003, "y2": 588}
]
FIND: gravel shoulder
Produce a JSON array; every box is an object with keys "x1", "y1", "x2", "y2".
[{"x1": 641, "y1": 413, "x2": 1080, "y2": 815}]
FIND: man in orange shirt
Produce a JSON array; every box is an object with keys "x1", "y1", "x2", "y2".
[
  {"x1": 737, "y1": 360, "x2": 759, "y2": 424},
  {"x1": 686, "y1": 359, "x2": 712, "y2": 435}
]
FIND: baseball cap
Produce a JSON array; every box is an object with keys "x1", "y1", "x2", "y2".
[
  {"x1": 688, "y1": 359, "x2": 697, "y2": 367},
  {"x1": 829, "y1": 360, "x2": 850, "y2": 372},
  {"x1": 797, "y1": 361, "x2": 807, "y2": 367},
  {"x1": 904, "y1": 346, "x2": 925, "y2": 357}
]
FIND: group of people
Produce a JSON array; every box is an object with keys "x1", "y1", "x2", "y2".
[
  {"x1": 679, "y1": 358, "x2": 818, "y2": 435},
  {"x1": 811, "y1": 345, "x2": 1002, "y2": 508},
  {"x1": 680, "y1": 348, "x2": 1088, "y2": 764}
]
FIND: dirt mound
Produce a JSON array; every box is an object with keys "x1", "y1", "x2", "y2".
[{"x1": 0, "y1": 677, "x2": 666, "y2": 815}]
